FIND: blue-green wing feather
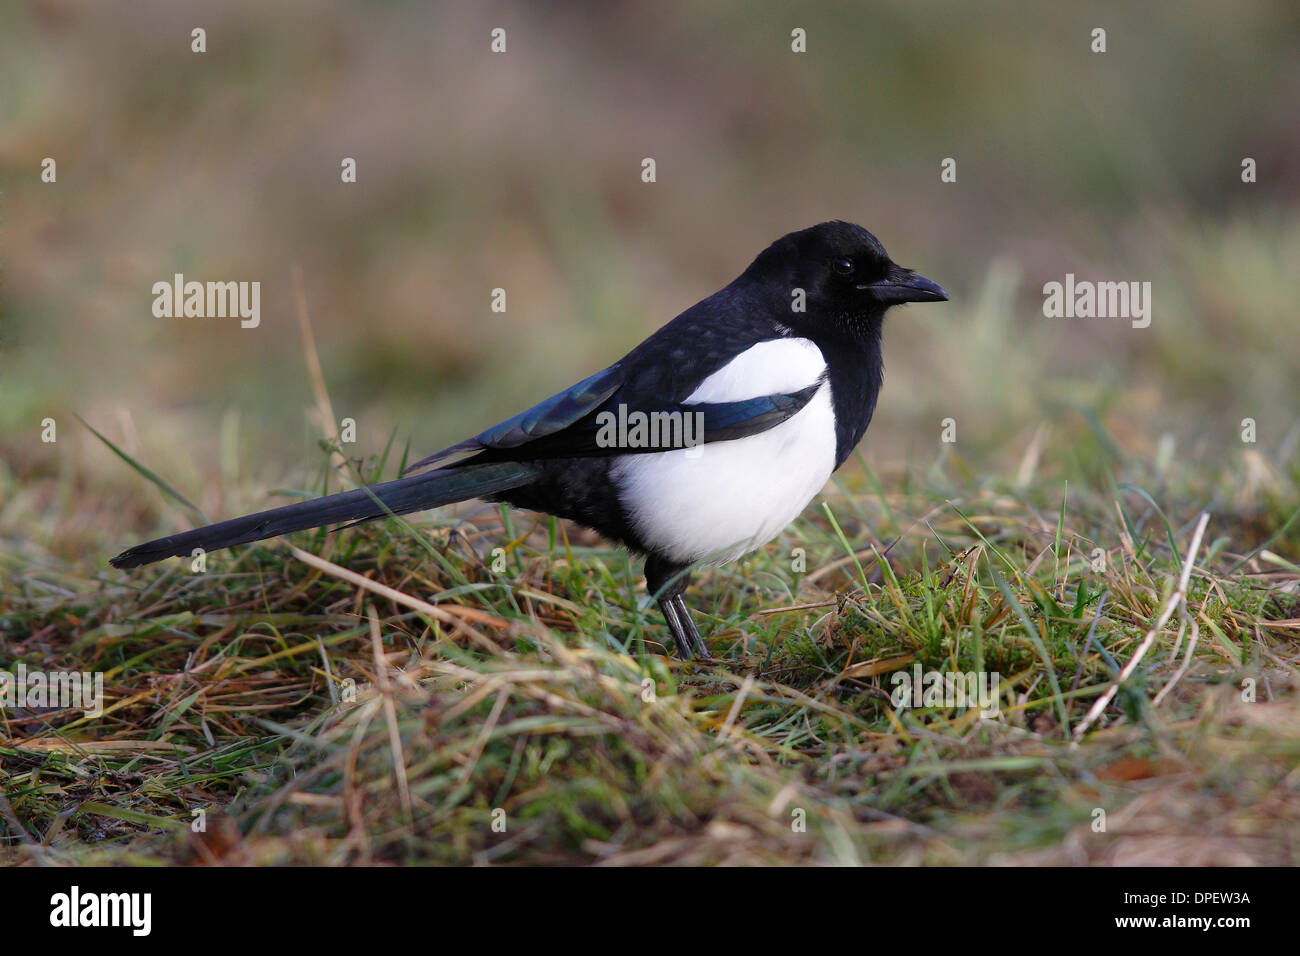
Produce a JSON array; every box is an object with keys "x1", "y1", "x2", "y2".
[
  {"x1": 404, "y1": 365, "x2": 624, "y2": 473},
  {"x1": 406, "y1": 360, "x2": 823, "y2": 471}
]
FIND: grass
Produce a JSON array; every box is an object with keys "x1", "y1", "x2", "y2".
[
  {"x1": 4, "y1": 0, "x2": 1297, "y2": 869},
  {"x1": 3, "y1": 415, "x2": 1298, "y2": 866}
]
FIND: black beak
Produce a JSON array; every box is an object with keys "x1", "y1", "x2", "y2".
[{"x1": 860, "y1": 269, "x2": 949, "y2": 305}]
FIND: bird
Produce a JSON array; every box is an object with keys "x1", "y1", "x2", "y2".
[{"x1": 111, "y1": 220, "x2": 948, "y2": 658}]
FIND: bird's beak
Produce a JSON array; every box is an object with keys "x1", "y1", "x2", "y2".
[{"x1": 860, "y1": 269, "x2": 949, "y2": 305}]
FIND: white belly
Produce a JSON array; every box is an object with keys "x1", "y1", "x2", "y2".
[{"x1": 612, "y1": 339, "x2": 837, "y2": 567}]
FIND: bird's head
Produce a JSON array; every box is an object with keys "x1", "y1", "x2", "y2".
[{"x1": 742, "y1": 220, "x2": 948, "y2": 344}]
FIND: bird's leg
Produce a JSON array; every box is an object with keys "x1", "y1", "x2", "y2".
[
  {"x1": 657, "y1": 595, "x2": 697, "y2": 659},
  {"x1": 645, "y1": 555, "x2": 708, "y2": 659},
  {"x1": 671, "y1": 594, "x2": 709, "y2": 659}
]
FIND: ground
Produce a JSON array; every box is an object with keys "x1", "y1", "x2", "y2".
[{"x1": 3, "y1": 422, "x2": 1298, "y2": 865}]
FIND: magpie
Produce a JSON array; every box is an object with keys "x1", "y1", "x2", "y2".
[{"x1": 110, "y1": 221, "x2": 948, "y2": 658}]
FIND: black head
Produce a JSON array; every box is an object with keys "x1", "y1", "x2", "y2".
[{"x1": 740, "y1": 220, "x2": 948, "y2": 344}]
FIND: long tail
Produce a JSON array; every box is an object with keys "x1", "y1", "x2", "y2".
[{"x1": 109, "y1": 462, "x2": 537, "y2": 569}]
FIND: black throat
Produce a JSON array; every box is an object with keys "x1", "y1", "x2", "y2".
[{"x1": 815, "y1": 319, "x2": 885, "y2": 469}]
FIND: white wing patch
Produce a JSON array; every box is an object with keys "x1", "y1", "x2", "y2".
[
  {"x1": 613, "y1": 338, "x2": 836, "y2": 567},
  {"x1": 685, "y1": 337, "x2": 827, "y2": 403}
]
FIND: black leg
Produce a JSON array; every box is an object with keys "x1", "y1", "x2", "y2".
[
  {"x1": 672, "y1": 594, "x2": 709, "y2": 658},
  {"x1": 657, "y1": 594, "x2": 696, "y2": 658},
  {"x1": 645, "y1": 555, "x2": 708, "y2": 659}
]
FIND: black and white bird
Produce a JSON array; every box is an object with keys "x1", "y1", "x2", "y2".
[{"x1": 111, "y1": 221, "x2": 948, "y2": 658}]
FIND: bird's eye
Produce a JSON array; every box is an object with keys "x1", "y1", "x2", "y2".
[{"x1": 832, "y1": 258, "x2": 855, "y2": 276}]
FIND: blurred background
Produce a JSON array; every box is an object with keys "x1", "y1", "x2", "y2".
[{"x1": 3, "y1": 0, "x2": 1298, "y2": 551}]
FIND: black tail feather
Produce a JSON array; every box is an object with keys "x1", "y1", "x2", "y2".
[{"x1": 109, "y1": 462, "x2": 536, "y2": 569}]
